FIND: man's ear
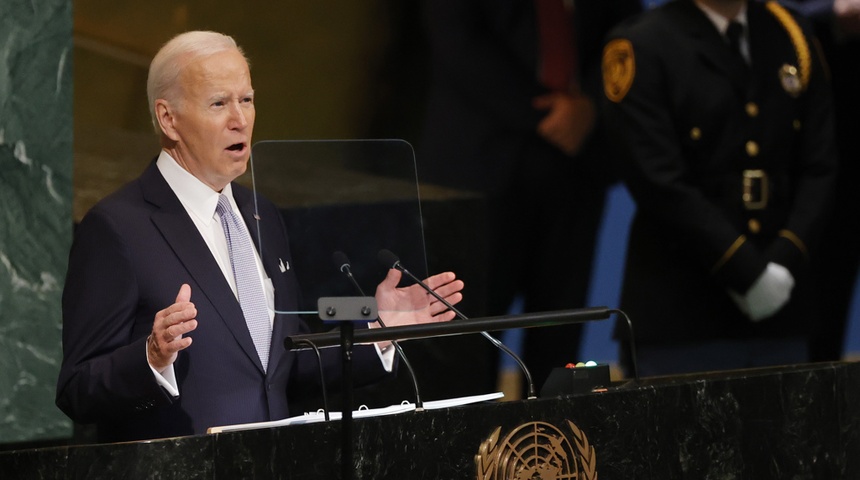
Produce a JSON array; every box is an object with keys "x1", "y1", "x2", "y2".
[{"x1": 155, "y1": 99, "x2": 180, "y2": 142}]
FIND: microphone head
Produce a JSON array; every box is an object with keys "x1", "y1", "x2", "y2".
[
  {"x1": 377, "y1": 249, "x2": 401, "y2": 269},
  {"x1": 332, "y1": 251, "x2": 351, "y2": 273}
]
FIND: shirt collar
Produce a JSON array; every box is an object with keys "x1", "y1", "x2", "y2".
[
  {"x1": 694, "y1": 0, "x2": 748, "y2": 35},
  {"x1": 156, "y1": 150, "x2": 236, "y2": 225}
]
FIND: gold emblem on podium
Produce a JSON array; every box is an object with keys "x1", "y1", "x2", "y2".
[{"x1": 475, "y1": 420, "x2": 597, "y2": 480}]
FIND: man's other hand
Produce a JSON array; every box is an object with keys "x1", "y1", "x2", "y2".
[
  {"x1": 148, "y1": 284, "x2": 198, "y2": 372},
  {"x1": 374, "y1": 269, "x2": 464, "y2": 327},
  {"x1": 533, "y1": 92, "x2": 596, "y2": 156}
]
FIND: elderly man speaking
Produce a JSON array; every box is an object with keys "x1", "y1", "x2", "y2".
[{"x1": 56, "y1": 31, "x2": 463, "y2": 443}]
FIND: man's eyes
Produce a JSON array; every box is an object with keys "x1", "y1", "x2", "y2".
[{"x1": 211, "y1": 97, "x2": 253, "y2": 107}]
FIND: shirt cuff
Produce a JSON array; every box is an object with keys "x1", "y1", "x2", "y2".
[
  {"x1": 146, "y1": 341, "x2": 180, "y2": 397},
  {"x1": 374, "y1": 342, "x2": 396, "y2": 372}
]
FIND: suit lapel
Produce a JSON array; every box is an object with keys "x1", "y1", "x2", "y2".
[{"x1": 139, "y1": 163, "x2": 267, "y2": 374}]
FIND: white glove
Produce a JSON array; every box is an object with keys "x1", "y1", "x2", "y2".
[{"x1": 729, "y1": 262, "x2": 795, "y2": 322}]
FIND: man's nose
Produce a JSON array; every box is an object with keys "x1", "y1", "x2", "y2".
[{"x1": 229, "y1": 103, "x2": 248, "y2": 129}]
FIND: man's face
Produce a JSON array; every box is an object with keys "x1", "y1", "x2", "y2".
[{"x1": 168, "y1": 48, "x2": 255, "y2": 191}]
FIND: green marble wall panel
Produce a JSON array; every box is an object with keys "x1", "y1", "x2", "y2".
[{"x1": 0, "y1": 0, "x2": 73, "y2": 442}]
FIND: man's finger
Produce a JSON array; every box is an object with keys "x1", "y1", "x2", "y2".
[
  {"x1": 427, "y1": 278, "x2": 464, "y2": 298},
  {"x1": 429, "y1": 292, "x2": 463, "y2": 311},
  {"x1": 176, "y1": 283, "x2": 192, "y2": 303},
  {"x1": 378, "y1": 268, "x2": 402, "y2": 290},
  {"x1": 164, "y1": 318, "x2": 198, "y2": 338},
  {"x1": 166, "y1": 335, "x2": 194, "y2": 352},
  {"x1": 161, "y1": 303, "x2": 197, "y2": 328},
  {"x1": 422, "y1": 271, "x2": 457, "y2": 290}
]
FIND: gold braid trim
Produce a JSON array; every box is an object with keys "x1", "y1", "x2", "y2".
[
  {"x1": 779, "y1": 229, "x2": 808, "y2": 257},
  {"x1": 766, "y1": 1, "x2": 811, "y2": 91},
  {"x1": 711, "y1": 235, "x2": 747, "y2": 274}
]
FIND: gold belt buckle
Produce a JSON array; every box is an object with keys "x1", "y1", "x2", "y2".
[{"x1": 742, "y1": 169, "x2": 768, "y2": 210}]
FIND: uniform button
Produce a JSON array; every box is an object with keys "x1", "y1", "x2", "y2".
[
  {"x1": 745, "y1": 102, "x2": 759, "y2": 117},
  {"x1": 745, "y1": 141, "x2": 759, "y2": 157},
  {"x1": 793, "y1": 119, "x2": 802, "y2": 131},
  {"x1": 690, "y1": 127, "x2": 702, "y2": 140},
  {"x1": 748, "y1": 219, "x2": 761, "y2": 234}
]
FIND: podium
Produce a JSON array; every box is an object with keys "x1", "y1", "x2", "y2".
[{"x1": 3, "y1": 361, "x2": 859, "y2": 478}]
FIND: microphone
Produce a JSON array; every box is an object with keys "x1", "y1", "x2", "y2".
[
  {"x1": 332, "y1": 251, "x2": 424, "y2": 410},
  {"x1": 332, "y1": 251, "x2": 363, "y2": 293},
  {"x1": 377, "y1": 249, "x2": 538, "y2": 399},
  {"x1": 333, "y1": 250, "x2": 351, "y2": 274}
]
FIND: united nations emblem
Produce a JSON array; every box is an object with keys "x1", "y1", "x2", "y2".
[
  {"x1": 779, "y1": 64, "x2": 802, "y2": 97},
  {"x1": 602, "y1": 38, "x2": 635, "y2": 103},
  {"x1": 475, "y1": 420, "x2": 597, "y2": 480}
]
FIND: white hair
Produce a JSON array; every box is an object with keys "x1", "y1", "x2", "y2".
[{"x1": 146, "y1": 31, "x2": 248, "y2": 132}]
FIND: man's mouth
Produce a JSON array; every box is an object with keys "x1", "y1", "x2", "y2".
[{"x1": 226, "y1": 143, "x2": 246, "y2": 152}]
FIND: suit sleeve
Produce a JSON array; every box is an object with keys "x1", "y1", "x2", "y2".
[
  {"x1": 56, "y1": 206, "x2": 172, "y2": 424},
  {"x1": 764, "y1": 17, "x2": 838, "y2": 273},
  {"x1": 577, "y1": 0, "x2": 643, "y2": 103}
]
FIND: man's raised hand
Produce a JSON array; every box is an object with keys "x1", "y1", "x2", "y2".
[{"x1": 147, "y1": 284, "x2": 198, "y2": 372}]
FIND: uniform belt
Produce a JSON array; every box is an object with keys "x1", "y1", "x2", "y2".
[{"x1": 742, "y1": 169, "x2": 768, "y2": 210}]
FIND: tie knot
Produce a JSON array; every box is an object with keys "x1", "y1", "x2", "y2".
[
  {"x1": 726, "y1": 21, "x2": 744, "y2": 49},
  {"x1": 216, "y1": 194, "x2": 232, "y2": 217}
]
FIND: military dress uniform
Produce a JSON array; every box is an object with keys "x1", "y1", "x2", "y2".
[{"x1": 601, "y1": 0, "x2": 837, "y2": 373}]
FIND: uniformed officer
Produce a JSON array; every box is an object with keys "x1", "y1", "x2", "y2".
[{"x1": 601, "y1": 0, "x2": 838, "y2": 376}]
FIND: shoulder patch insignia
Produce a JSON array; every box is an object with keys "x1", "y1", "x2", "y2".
[{"x1": 603, "y1": 39, "x2": 635, "y2": 103}]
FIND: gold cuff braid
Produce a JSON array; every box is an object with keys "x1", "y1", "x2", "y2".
[
  {"x1": 711, "y1": 235, "x2": 747, "y2": 274},
  {"x1": 779, "y1": 229, "x2": 808, "y2": 257}
]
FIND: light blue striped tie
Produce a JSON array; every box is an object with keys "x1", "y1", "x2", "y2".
[{"x1": 216, "y1": 194, "x2": 271, "y2": 372}]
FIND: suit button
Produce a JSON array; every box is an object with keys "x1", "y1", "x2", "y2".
[
  {"x1": 745, "y1": 141, "x2": 759, "y2": 157},
  {"x1": 690, "y1": 127, "x2": 702, "y2": 140},
  {"x1": 748, "y1": 219, "x2": 761, "y2": 234},
  {"x1": 793, "y1": 119, "x2": 802, "y2": 131},
  {"x1": 745, "y1": 102, "x2": 759, "y2": 117}
]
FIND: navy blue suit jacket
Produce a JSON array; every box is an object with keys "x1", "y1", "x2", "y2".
[{"x1": 57, "y1": 160, "x2": 388, "y2": 442}]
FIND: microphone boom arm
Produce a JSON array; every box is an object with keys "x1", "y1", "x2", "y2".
[
  {"x1": 285, "y1": 307, "x2": 611, "y2": 349},
  {"x1": 374, "y1": 248, "x2": 608, "y2": 400}
]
